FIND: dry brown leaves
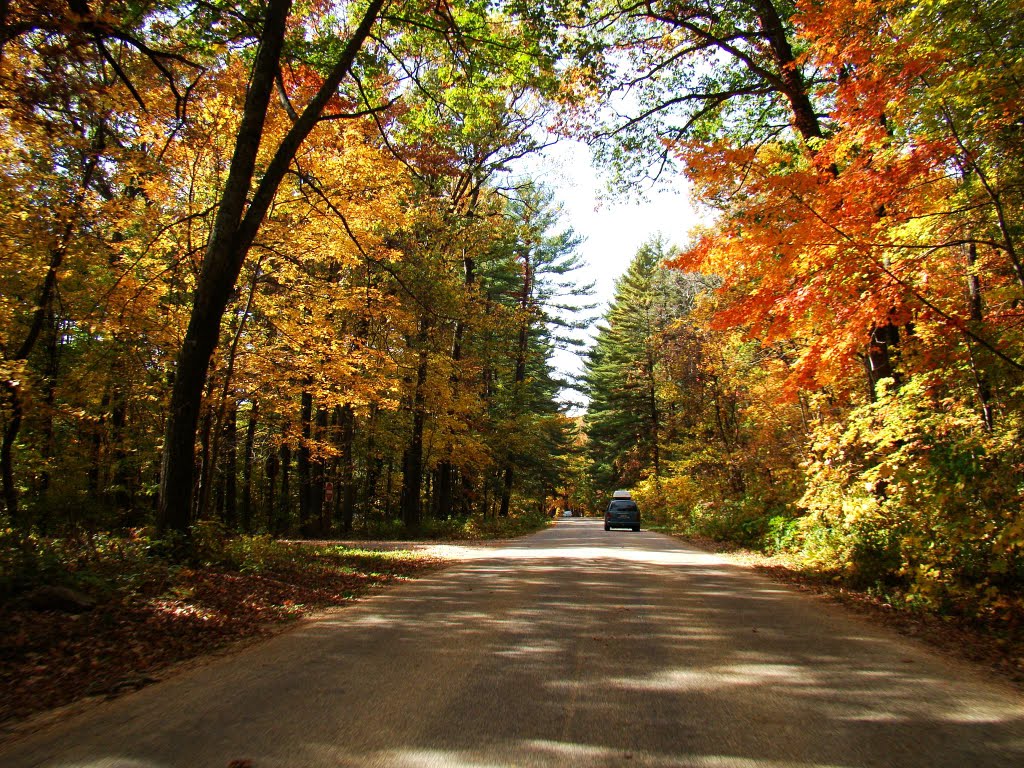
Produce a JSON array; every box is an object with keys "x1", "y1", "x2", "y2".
[{"x1": 0, "y1": 553, "x2": 445, "y2": 726}]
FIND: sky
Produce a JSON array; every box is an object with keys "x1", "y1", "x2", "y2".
[{"x1": 510, "y1": 138, "x2": 705, "y2": 404}]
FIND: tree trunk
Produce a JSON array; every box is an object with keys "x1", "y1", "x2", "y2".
[
  {"x1": 365, "y1": 405, "x2": 381, "y2": 523},
  {"x1": 156, "y1": 0, "x2": 385, "y2": 539},
  {"x1": 224, "y1": 406, "x2": 238, "y2": 529},
  {"x1": 264, "y1": 447, "x2": 278, "y2": 534},
  {"x1": 37, "y1": 308, "x2": 59, "y2": 497},
  {"x1": 241, "y1": 401, "x2": 259, "y2": 532},
  {"x1": 499, "y1": 253, "x2": 532, "y2": 518},
  {"x1": 157, "y1": 0, "x2": 291, "y2": 538},
  {"x1": 298, "y1": 391, "x2": 312, "y2": 536},
  {"x1": 88, "y1": 390, "x2": 110, "y2": 500},
  {"x1": 434, "y1": 463, "x2": 453, "y2": 520},
  {"x1": 647, "y1": 355, "x2": 660, "y2": 478},
  {"x1": 436, "y1": 253, "x2": 475, "y2": 520},
  {"x1": 109, "y1": 377, "x2": 132, "y2": 517},
  {"x1": 499, "y1": 466, "x2": 513, "y2": 518},
  {"x1": 966, "y1": 243, "x2": 994, "y2": 430},
  {"x1": 314, "y1": 406, "x2": 328, "y2": 534},
  {"x1": 338, "y1": 404, "x2": 356, "y2": 533},
  {"x1": 1, "y1": 381, "x2": 24, "y2": 526},
  {"x1": 750, "y1": 0, "x2": 822, "y2": 143},
  {"x1": 1, "y1": 147, "x2": 99, "y2": 525},
  {"x1": 400, "y1": 317, "x2": 430, "y2": 531},
  {"x1": 195, "y1": 404, "x2": 214, "y2": 519},
  {"x1": 278, "y1": 441, "x2": 291, "y2": 535}
]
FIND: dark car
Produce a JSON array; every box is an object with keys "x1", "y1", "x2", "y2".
[{"x1": 604, "y1": 498, "x2": 641, "y2": 531}]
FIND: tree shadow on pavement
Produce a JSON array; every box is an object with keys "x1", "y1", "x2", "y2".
[{"x1": 2, "y1": 519, "x2": 1022, "y2": 767}]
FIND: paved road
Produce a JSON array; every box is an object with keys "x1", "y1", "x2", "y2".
[{"x1": 3, "y1": 519, "x2": 1023, "y2": 767}]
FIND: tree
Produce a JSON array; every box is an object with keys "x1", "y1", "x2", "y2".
[
  {"x1": 157, "y1": 0, "x2": 388, "y2": 540},
  {"x1": 585, "y1": 236, "x2": 708, "y2": 489}
]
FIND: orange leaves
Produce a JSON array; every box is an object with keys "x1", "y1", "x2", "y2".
[{"x1": 660, "y1": 0, "x2": 1024, "y2": 407}]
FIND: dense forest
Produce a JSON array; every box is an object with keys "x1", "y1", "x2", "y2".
[
  {"x1": 578, "y1": 0, "x2": 1024, "y2": 620},
  {"x1": 0, "y1": 0, "x2": 592, "y2": 552},
  {"x1": 1, "y1": 1, "x2": 1022, "y2": 621}
]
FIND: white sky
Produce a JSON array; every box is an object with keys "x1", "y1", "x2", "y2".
[{"x1": 510, "y1": 139, "x2": 705, "y2": 403}]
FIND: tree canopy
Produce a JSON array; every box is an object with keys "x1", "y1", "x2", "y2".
[{"x1": 1, "y1": 0, "x2": 1023, "y2": 622}]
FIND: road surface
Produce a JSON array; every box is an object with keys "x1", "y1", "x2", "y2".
[{"x1": 2, "y1": 519, "x2": 1023, "y2": 767}]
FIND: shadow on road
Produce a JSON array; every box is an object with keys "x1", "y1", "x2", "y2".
[
  {"x1": 284, "y1": 520, "x2": 1024, "y2": 767},
  {"x1": 3, "y1": 519, "x2": 1022, "y2": 767}
]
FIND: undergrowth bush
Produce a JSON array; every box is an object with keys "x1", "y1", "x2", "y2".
[
  {"x1": 799, "y1": 376, "x2": 1024, "y2": 616},
  {"x1": 627, "y1": 375, "x2": 1024, "y2": 622},
  {"x1": 0, "y1": 528, "x2": 162, "y2": 600}
]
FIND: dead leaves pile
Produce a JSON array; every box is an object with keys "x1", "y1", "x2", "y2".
[{"x1": 0, "y1": 548, "x2": 444, "y2": 725}]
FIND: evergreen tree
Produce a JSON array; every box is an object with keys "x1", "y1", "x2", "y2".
[{"x1": 584, "y1": 236, "x2": 708, "y2": 489}]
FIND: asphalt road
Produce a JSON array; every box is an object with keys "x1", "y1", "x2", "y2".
[{"x1": 3, "y1": 519, "x2": 1023, "y2": 768}]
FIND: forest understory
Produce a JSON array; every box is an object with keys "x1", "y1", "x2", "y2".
[{"x1": 0, "y1": 537, "x2": 449, "y2": 733}]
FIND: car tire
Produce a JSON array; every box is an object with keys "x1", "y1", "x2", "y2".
[
  {"x1": 633, "y1": 526, "x2": 640, "y2": 532},
  {"x1": 604, "y1": 524, "x2": 610, "y2": 531}
]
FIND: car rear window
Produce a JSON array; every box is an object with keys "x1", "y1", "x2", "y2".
[{"x1": 609, "y1": 500, "x2": 638, "y2": 512}]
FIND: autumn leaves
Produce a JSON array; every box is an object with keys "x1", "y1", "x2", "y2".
[{"x1": 0, "y1": 2, "x2": 579, "y2": 538}]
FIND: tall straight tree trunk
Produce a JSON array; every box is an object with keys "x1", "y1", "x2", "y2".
[
  {"x1": 264, "y1": 447, "x2": 278, "y2": 533},
  {"x1": 88, "y1": 391, "x2": 110, "y2": 500},
  {"x1": 278, "y1": 441, "x2": 291, "y2": 535},
  {"x1": 966, "y1": 243, "x2": 994, "y2": 430},
  {"x1": 364, "y1": 404, "x2": 381, "y2": 523},
  {"x1": 436, "y1": 252, "x2": 475, "y2": 519},
  {"x1": 224, "y1": 406, "x2": 238, "y2": 529},
  {"x1": 2, "y1": 382, "x2": 23, "y2": 526},
  {"x1": 157, "y1": 0, "x2": 385, "y2": 539},
  {"x1": 498, "y1": 466, "x2": 514, "y2": 518},
  {"x1": 241, "y1": 402, "x2": 259, "y2": 532},
  {"x1": 499, "y1": 253, "x2": 532, "y2": 518},
  {"x1": 338, "y1": 404, "x2": 356, "y2": 533},
  {"x1": 195, "y1": 404, "x2": 214, "y2": 519},
  {"x1": 37, "y1": 308, "x2": 59, "y2": 496},
  {"x1": 298, "y1": 391, "x2": 313, "y2": 536},
  {"x1": 433, "y1": 464, "x2": 452, "y2": 520},
  {"x1": 400, "y1": 316, "x2": 430, "y2": 531},
  {"x1": 109, "y1": 377, "x2": 131, "y2": 517},
  {"x1": 314, "y1": 406, "x2": 328, "y2": 534}
]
